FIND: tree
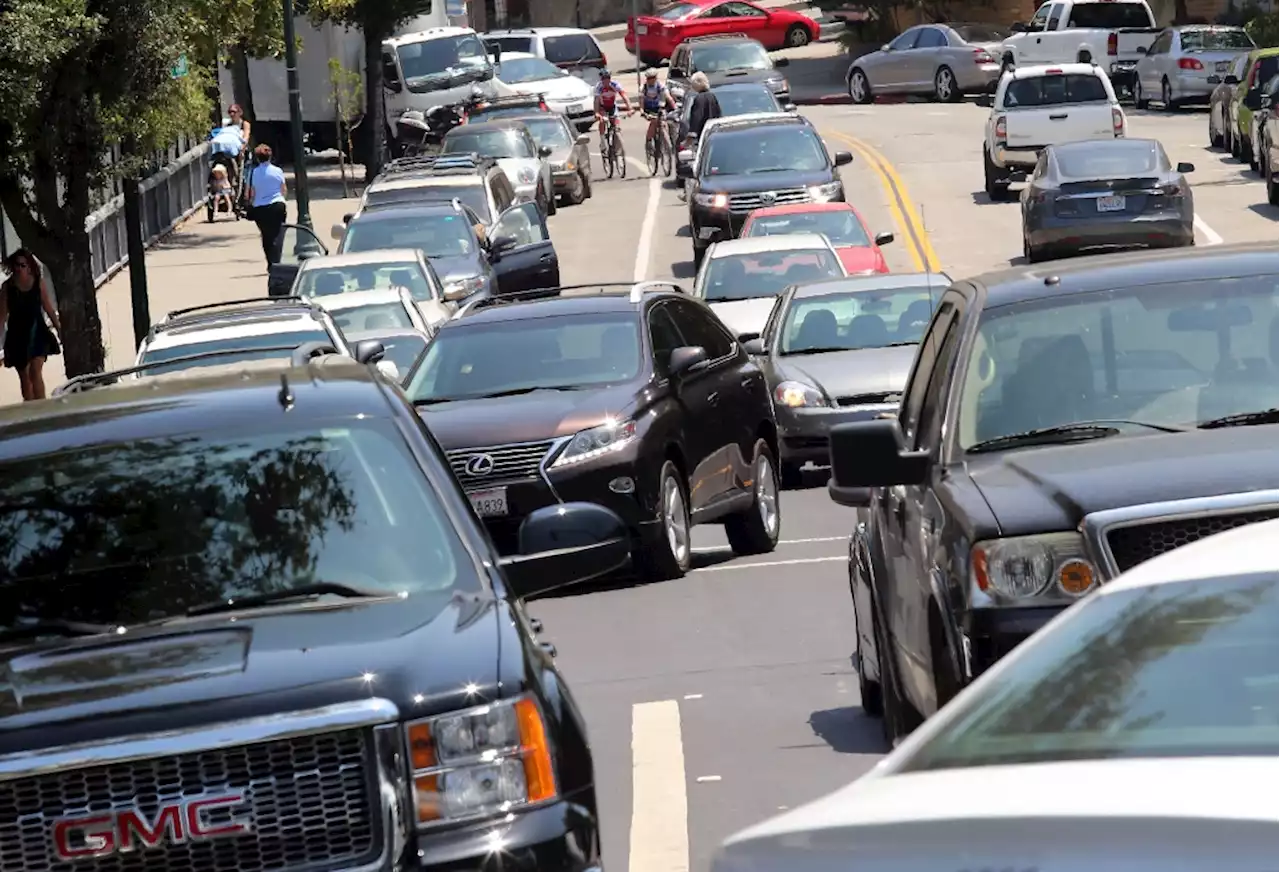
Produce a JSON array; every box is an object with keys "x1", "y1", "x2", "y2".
[
  {"x1": 0, "y1": 0, "x2": 211, "y2": 377},
  {"x1": 309, "y1": 0, "x2": 431, "y2": 179},
  {"x1": 187, "y1": 0, "x2": 287, "y2": 122}
]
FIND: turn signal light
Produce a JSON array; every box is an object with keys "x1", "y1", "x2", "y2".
[
  {"x1": 1057, "y1": 559, "x2": 1096, "y2": 596},
  {"x1": 1179, "y1": 57, "x2": 1204, "y2": 71},
  {"x1": 995, "y1": 115, "x2": 1007, "y2": 140},
  {"x1": 1112, "y1": 106, "x2": 1125, "y2": 137}
]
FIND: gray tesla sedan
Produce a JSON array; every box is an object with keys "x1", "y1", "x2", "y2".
[
  {"x1": 741, "y1": 273, "x2": 949, "y2": 486},
  {"x1": 1019, "y1": 138, "x2": 1196, "y2": 263}
]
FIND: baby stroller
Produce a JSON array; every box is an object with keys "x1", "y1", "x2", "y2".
[{"x1": 207, "y1": 120, "x2": 246, "y2": 222}]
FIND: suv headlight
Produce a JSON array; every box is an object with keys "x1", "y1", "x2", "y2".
[
  {"x1": 517, "y1": 166, "x2": 537, "y2": 185},
  {"x1": 808, "y1": 181, "x2": 842, "y2": 202},
  {"x1": 775, "y1": 380, "x2": 827, "y2": 408},
  {"x1": 692, "y1": 192, "x2": 728, "y2": 208},
  {"x1": 443, "y1": 273, "x2": 487, "y2": 298},
  {"x1": 406, "y1": 695, "x2": 557, "y2": 826},
  {"x1": 972, "y1": 533, "x2": 1098, "y2": 602},
  {"x1": 553, "y1": 419, "x2": 637, "y2": 467}
]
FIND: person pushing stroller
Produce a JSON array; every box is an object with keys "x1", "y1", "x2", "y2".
[{"x1": 207, "y1": 120, "x2": 246, "y2": 221}]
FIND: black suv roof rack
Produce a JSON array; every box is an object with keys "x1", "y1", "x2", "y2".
[
  {"x1": 683, "y1": 32, "x2": 752, "y2": 44},
  {"x1": 152, "y1": 296, "x2": 322, "y2": 335},
  {"x1": 378, "y1": 153, "x2": 498, "y2": 178},
  {"x1": 53, "y1": 342, "x2": 342, "y2": 396}
]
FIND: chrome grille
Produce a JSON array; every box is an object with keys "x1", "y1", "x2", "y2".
[
  {"x1": 447, "y1": 440, "x2": 556, "y2": 484},
  {"x1": 728, "y1": 187, "x2": 809, "y2": 212},
  {"x1": 1106, "y1": 509, "x2": 1279, "y2": 574},
  {"x1": 0, "y1": 729, "x2": 378, "y2": 872}
]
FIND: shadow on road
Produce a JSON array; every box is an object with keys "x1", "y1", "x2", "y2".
[
  {"x1": 808, "y1": 704, "x2": 889, "y2": 755},
  {"x1": 1248, "y1": 202, "x2": 1278, "y2": 220},
  {"x1": 970, "y1": 190, "x2": 1016, "y2": 206}
]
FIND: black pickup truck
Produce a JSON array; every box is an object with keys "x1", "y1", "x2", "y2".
[{"x1": 828, "y1": 242, "x2": 1280, "y2": 743}]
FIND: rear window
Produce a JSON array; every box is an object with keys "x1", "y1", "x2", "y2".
[
  {"x1": 327, "y1": 302, "x2": 414, "y2": 333},
  {"x1": 1179, "y1": 27, "x2": 1254, "y2": 50},
  {"x1": 658, "y1": 3, "x2": 699, "y2": 19},
  {"x1": 489, "y1": 36, "x2": 533, "y2": 53},
  {"x1": 952, "y1": 23, "x2": 1010, "y2": 42},
  {"x1": 1004, "y1": 72, "x2": 1108, "y2": 107},
  {"x1": 543, "y1": 33, "x2": 603, "y2": 65},
  {"x1": 1054, "y1": 140, "x2": 1164, "y2": 177},
  {"x1": 1065, "y1": 2, "x2": 1151, "y2": 28},
  {"x1": 364, "y1": 184, "x2": 492, "y2": 224}
]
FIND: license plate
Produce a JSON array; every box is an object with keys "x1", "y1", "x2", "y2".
[
  {"x1": 1096, "y1": 194, "x2": 1126, "y2": 212},
  {"x1": 468, "y1": 487, "x2": 508, "y2": 517},
  {"x1": 567, "y1": 102, "x2": 583, "y2": 113},
  {"x1": 636, "y1": 23, "x2": 648, "y2": 33},
  {"x1": 1216, "y1": 60, "x2": 1231, "y2": 72}
]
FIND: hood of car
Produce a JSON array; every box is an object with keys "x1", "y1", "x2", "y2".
[
  {"x1": 697, "y1": 169, "x2": 835, "y2": 195},
  {"x1": 708, "y1": 298, "x2": 780, "y2": 339},
  {"x1": 496, "y1": 157, "x2": 543, "y2": 187},
  {"x1": 508, "y1": 76, "x2": 592, "y2": 103},
  {"x1": 836, "y1": 245, "x2": 887, "y2": 274},
  {"x1": 418, "y1": 385, "x2": 639, "y2": 449},
  {"x1": 774, "y1": 345, "x2": 914, "y2": 401},
  {"x1": 704, "y1": 68, "x2": 782, "y2": 89}
]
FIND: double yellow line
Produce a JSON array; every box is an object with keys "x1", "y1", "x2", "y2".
[{"x1": 825, "y1": 130, "x2": 941, "y2": 274}]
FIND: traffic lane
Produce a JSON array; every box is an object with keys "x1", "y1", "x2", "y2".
[{"x1": 528, "y1": 485, "x2": 871, "y2": 872}]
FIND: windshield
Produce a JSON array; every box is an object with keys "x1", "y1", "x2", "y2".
[
  {"x1": 298, "y1": 262, "x2": 436, "y2": 302},
  {"x1": 1067, "y1": 2, "x2": 1151, "y2": 28},
  {"x1": 499, "y1": 56, "x2": 563, "y2": 83},
  {"x1": 702, "y1": 250, "x2": 844, "y2": 302},
  {"x1": 139, "y1": 329, "x2": 331, "y2": 376},
  {"x1": 397, "y1": 34, "x2": 493, "y2": 93},
  {"x1": 1004, "y1": 73, "x2": 1108, "y2": 108},
  {"x1": 898, "y1": 572, "x2": 1278, "y2": 771},
  {"x1": 363, "y1": 184, "x2": 492, "y2": 224},
  {"x1": 371, "y1": 333, "x2": 429, "y2": 377},
  {"x1": 745, "y1": 209, "x2": 871, "y2": 247},
  {"x1": 659, "y1": 3, "x2": 698, "y2": 19},
  {"x1": 408, "y1": 313, "x2": 640, "y2": 402},
  {"x1": 703, "y1": 127, "x2": 828, "y2": 176},
  {"x1": 325, "y1": 302, "x2": 414, "y2": 333},
  {"x1": 489, "y1": 36, "x2": 533, "y2": 53},
  {"x1": 953, "y1": 24, "x2": 1011, "y2": 42},
  {"x1": 1180, "y1": 27, "x2": 1254, "y2": 50},
  {"x1": 780, "y1": 286, "x2": 939, "y2": 353},
  {"x1": 443, "y1": 128, "x2": 534, "y2": 159},
  {"x1": 1055, "y1": 140, "x2": 1165, "y2": 177},
  {"x1": 956, "y1": 274, "x2": 1279, "y2": 450},
  {"x1": 691, "y1": 42, "x2": 772, "y2": 73},
  {"x1": 1254, "y1": 55, "x2": 1278, "y2": 86},
  {"x1": 715, "y1": 85, "x2": 781, "y2": 115},
  {"x1": 342, "y1": 213, "x2": 477, "y2": 259},
  {"x1": 521, "y1": 116, "x2": 574, "y2": 149},
  {"x1": 0, "y1": 420, "x2": 477, "y2": 628}
]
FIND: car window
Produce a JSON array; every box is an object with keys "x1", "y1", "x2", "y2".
[
  {"x1": 745, "y1": 210, "x2": 871, "y2": 247},
  {"x1": 712, "y1": 85, "x2": 781, "y2": 115},
  {"x1": 1053, "y1": 139, "x2": 1166, "y2": 177},
  {"x1": 342, "y1": 213, "x2": 477, "y2": 258},
  {"x1": 898, "y1": 572, "x2": 1278, "y2": 771},
  {"x1": 490, "y1": 173, "x2": 516, "y2": 212},
  {"x1": 889, "y1": 29, "x2": 919, "y2": 50},
  {"x1": 956, "y1": 274, "x2": 1279, "y2": 450},
  {"x1": 138, "y1": 329, "x2": 332, "y2": 375},
  {"x1": 899, "y1": 301, "x2": 954, "y2": 442},
  {"x1": 493, "y1": 202, "x2": 547, "y2": 247},
  {"x1": 521, "y1": 115, "x2": 575, "y2": 148},
  {"x1": 1003, "y1": 73, "x2": 1108, "y2": 107},
  {"x1": 543, "y1": 33, "x2": 603, "y2": 64},
  {"x1": 779, "y1": 286, "x2": 941, "y2": 354},
  {"x1": 669, "y1": 299, "x2": 735, "y2": 358},
  {"x1": 691, "y1": 41, "x2": 773, "y2": 73},
  {"x1": 491, "y1": 36, "x2": 534, "y2": 53},
  {"x1": 1066, "y1": 1, "x2": 1150, "y2": 27},
  {"x1": 298, "y1": 263, "x2": 436, "y2": 302},
  {"x1": 659, "y1": 2, "x2": 699, "y2": 18},
  {"x1": 442, "y1": 127, "x2": 534, "y2": 159},
  {"x1": 1027, "y1": 3, "x2": 1052, "y2": 29},
  {"x1": 373, "y1": 333, "x2": 430, "y2": 376},
  {"x1": 723, "y1": 1, "x2": 764, "y2": 15},
  {"x1": 396, "y1": 33, "x2": 492, "y2": 91},
  {"x1": 408, "y1": 313, "x2": 642, "y2": 402},
  {"x1": 953, "y1": 24, "x2": 1010, "y2": 42},
  {"x1": 326, "y1": 302, "x2": 415, "y2": 333},
  {"x1": 498, "y1": 56, "x2": 563, "y2": 83},
  {"x1": 1178, "y1": 28, "x2": 1253, "y2": 50},
  {"x1": 648, "y1": 304, "x2": 686, "y2": 378},
  {"x1": 914, "y1": 27, "x2": 947, "y2": 49},
  {"x1": 1147, "y1": 30, "x2": 1172, "y2": 54},
  {"x1": 0, "y1": 419, "x2": 477, "y2": 628},
  {"x1": 364, "y1": 182, "x2": 493, "y2": 225},
  {"x1": 702, "y1": 250, "x2": 844, "y2": 302},
  {"x1": 914, "y1": 309, "x2": 962, "y2": 450},
  {"x1": 1253, "y1": 55, "x2": 1278, "y2": 88},
  {"x1": 1046, "y1": 3, "x2": 1064, "y2": 29},
  {"x1": 703, "y1": 126, "x2": 828, "y2": 175}
]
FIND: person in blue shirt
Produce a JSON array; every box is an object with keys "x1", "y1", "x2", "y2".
[{"x1": 244, "y1": 144, "x2": 288, "y2": 266}]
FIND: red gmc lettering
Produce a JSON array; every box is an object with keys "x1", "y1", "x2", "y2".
[
  {"x1": 186, "y1": 795, "x2": 251, "y2": 839},
  {"x1": 53, "y1": 814, "x2": 115, "y2": 860},
  {"x1": 51, "y1": 793, "x2": 250, "y2": 861},
  {"x1": 116, "y1": 805, "x2": 181, "y2": 852}
]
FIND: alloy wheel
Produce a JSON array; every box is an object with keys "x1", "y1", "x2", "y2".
[
  {"x1": 755, "y1": 454, "x2": 779, "y2": 538},
  {"x1": 663, "y1": 474, "x2": 689, "y2": 566},
  {"x1": 935, "y1": 68, "x2": 954, "y2": 102}
]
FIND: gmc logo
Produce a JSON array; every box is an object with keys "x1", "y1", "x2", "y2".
[{"x1": 52, "y1": 793, "x2": 251, "y2": 860}]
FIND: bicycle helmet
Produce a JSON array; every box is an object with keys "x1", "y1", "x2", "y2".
[
  {"x1": 644, "y1": 68, "x2": 659, "y2": 79},
  {"x1": 598, "y1": 68, "x2": 612, "y2": 78}
]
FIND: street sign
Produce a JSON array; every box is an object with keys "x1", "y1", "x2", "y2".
[{"x1": 171, "y1": 55, "x2": 189, "y2": 78}]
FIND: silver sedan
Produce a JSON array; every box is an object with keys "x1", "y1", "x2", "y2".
[
  {"x1": 1135, "y1": 25, "x2": 1255, "y2": 110},
  {"x1": 845, "y1": 23, "x2": 1007, "y2": 104}
]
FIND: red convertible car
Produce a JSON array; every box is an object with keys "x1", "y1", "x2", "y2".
[{"x1": 626, "y1": 0, "x2": 819, "y2": 64}]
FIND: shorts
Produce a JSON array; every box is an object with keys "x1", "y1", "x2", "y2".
[{"x1": 599, "y1": 103, "x2": 620, "y2": 117}]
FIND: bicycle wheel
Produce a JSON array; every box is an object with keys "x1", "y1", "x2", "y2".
[
  {"x1": 604, "y1": 133, "x2": 616, "y2": 179},
  {"x1": 659, "y1": 130, "x2": 673, "y2": 177},
  {"x1": 646, "y1": 131, "x2": 659, "y2": 177},
  {"x1": 617, "y1": 134, "x2": 628, "y2": 179}
]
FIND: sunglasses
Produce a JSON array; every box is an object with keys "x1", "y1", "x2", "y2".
[{"x1": 11, "y1": 261, "x2": 30, "y2": 271}]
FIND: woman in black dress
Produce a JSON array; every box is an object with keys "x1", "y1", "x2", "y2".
[{"x1": 0, "y1": 249, "x2": 61, "y2": 401}]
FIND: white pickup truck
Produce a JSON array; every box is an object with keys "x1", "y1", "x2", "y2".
[
  {"x1": 999, "y1": 0, "x2": 1161, "y2": 97},
  {"x1": 980, "y1": 63, "x2": 1127, "y2": 199}
]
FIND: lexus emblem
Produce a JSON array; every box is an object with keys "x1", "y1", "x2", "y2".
[
  {"x1": 760, "y1": 191, "x2": 777, "y2": 204},
  {"x1": 463, "y1": 454, "x2": 495, "y2": 477}
]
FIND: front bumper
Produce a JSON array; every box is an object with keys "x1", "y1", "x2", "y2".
[
  {"x1": 1028, "y1": 214, "x2": 1194, "y2": 255},
  {"x1": 689, "y1": 203, "x2": 748, "y2": 247},
  {"x1": 962, "y1": 605, "x2": 1064, "y2": 676},
  {"x1": 411, "y1": 796, "x2": 602, "y2": 871},
  {"x1": 777, "y1": 402, "x2": 897, "y2": 465},
  {"x1": 552, "y1": 168, "x2": 582, "y2": 192}
]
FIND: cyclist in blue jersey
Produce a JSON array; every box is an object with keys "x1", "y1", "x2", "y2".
[{"x1": 640, "y1": 69, "x2": 677, "y2": 151}]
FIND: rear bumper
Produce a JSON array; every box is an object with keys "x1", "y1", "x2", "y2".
[
  {"x1": 994, "y1": 145, "x2": 1043, "y2": 169},
  {"x1": 956, "y1": 63, "x2": 1003, "y2": 93},
  {"x1": 1028, "y1": 214, "x2": 1194, "y2": 254}
]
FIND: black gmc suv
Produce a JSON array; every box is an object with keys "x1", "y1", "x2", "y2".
[
  {"x1": 0, "y1": 353, "x2": 626, "y2": 871},
  {"x1": 404, "y1": 283, "x2": 783, "y2": 580}
]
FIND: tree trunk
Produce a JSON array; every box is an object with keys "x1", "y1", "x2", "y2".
[
  {"x1": 363, "y1": 25, "x2": 387, "y2": 181},
  {"x1": 56, "y1": 163, "x2": 106, "y2": 377}
]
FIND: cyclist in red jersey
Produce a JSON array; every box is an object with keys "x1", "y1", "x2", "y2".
[{"x1": 593, "y1": 69, "x2": 633, "y2": 150}]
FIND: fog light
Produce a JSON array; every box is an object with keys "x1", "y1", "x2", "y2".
[{"x1": 609, "y1": 477, "x2": 635, "y2": 494}]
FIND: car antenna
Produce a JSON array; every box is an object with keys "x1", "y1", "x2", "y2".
[{"x1": 278, "y1": 373, "x2": 295, "y2": 410}]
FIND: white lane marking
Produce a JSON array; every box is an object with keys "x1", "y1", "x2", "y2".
[
  {"x1": 635, "y1": 172, "x2": 662, "y2": 281},
  {"x1": 683, "y1": 693, "x2": 703, "y2": 700},
  {"x1": 692, "y1": 556, "x2": 846, "y2": 573},
  {"x1": 630, "y1": 700, "x2": 690, "y2": 872},
  {"x1": 692, "y1": 535, "x2": 845, "y2": 553},
  {"x1": 1193, "y1": 214, "x2": 1223, "y2": 246},
  {"x1": 695, "y1": 775, "x2": 722, "y2": 783}
]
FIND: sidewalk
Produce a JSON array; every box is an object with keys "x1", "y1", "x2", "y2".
[{"x1": 0, "y1": 159, "x2": 363, "y2": 407}]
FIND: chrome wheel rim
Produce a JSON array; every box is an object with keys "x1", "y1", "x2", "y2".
[
  {"x1": 1163, "y1": 81, "x2": 1172, "y2": 107},
  {"x1": 755, "y1": 455, "x2": 779, "y2": 537},
  {"x1": 789, "y1": 28, "x2": 807, "y2": 46},
  {"x1": 937, "y1": 69, "x2": 952, "y2": 100},
  {"x1": 850, "y1": 73, "x2": 866, "y2": 102},
  {"x1": 663, "y1": 475, "x2": 689, "y2": 564}
]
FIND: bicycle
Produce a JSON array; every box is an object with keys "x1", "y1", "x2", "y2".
[
  {"x1": 643, "y1": 110, "x2": 673, "y2": 178},
  {"x1": 599, "y1": 112, "x2": 628, "y2": 179}
]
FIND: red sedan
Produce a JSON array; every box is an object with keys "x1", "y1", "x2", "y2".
[
  {"x1": 626, "y1": 0, "x2": 819, "y2": 64},
  {"x1": 739, "y1": 202, "x2": 894, "y2": 275}
]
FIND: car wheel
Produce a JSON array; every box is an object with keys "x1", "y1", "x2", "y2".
[
  {"x1": 546, "y1": 181, "x2": 558, "y2": 215},
  {"x1": 934, "y1": 65, "x2": 959, "y2": 102},
  {"x1": 724, "y1": 440, "x2": 782, "y2": 556},
  {"x1": 1268, "y1": 161, "x2": 1279, "y2": 205},
  {"x1": 581, "y1": 167, "x2": 593, "y2": 200},
  {"x1": 1023, "y1": 233, "x2": 1041, "y2": 264},
  {"x1": 983, "y1": 146, "x2": 1009, "y2": 201},
  {"x1": 852, "y1": 579, "x2": 884, "y2": 717},
  {"x1": 692, "y1": 241, "x2": 706, "y2": 270},
  {"x1": 634, "y1": 460, "x2": 692, "y2": 581},
  {"x1": 1231, "y1": 126, "x2": 1242, "y2": 158},
  {"x1": 1249, "y1": 132, "x2": 1260, "y2": 171},
  {"x1": 565, "y1": 172, "x2": 585, "y2": 206},
  {"x1": 1162, "y1": 77, "x2": 1177, "y2": 111},
  {"x1": 872, "y1": 593, "x2": 917, "y2": 744},
  {"x1": 1134, "y1": 79, "x2": 1149, "y2": 110},
  {"x1": 785, "y1": 23, "x2": 811, "y2": 48},
  {"x1": 848, "y1": 68, "x2": 873, "y2": 104}
]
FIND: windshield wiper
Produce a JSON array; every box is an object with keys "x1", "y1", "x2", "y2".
[
  {"x1": 1198, "y1": 408, "x2": 1279, "y2": 429},
  {"x1": 186, "y1": 582, "x2": 391, "y2": 617},
  {"x1": 0, "y1": 620, "x2": 119, "y2": 644},
  {"x1": 414, "y1": 385, "x2": 585, "y2": 405},
  {"x1": 781, "y1": 346, "x2": 849, "y2": 356},
  {"x1": 968, "y1": 423, "x2": 1121, "y2": 453}
]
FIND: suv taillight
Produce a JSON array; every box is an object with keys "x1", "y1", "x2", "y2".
[
  {"x1": 1112, "y1": 106, "x2": 1125, "y2": 136},
  {"x1": 995, "y1": 115, "x2": 1007, "y2": 140},
  {"x1": 1107, "y1": 32, "x2": 1118, "y2": 55}
]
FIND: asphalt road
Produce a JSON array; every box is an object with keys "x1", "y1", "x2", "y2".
[{"x1": 524, "y1": 96, "x2": 1278, "y2": 872}]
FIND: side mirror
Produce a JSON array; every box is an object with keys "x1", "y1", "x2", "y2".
[
  {"x1": 1009, "y1": 21, "x2": 1027, "y2": 32},
  {"x1": 742, "y1": 337, "x2": 767, "y2": 355},
  {"x1": 874, "y1": 231, "x2": 895, "y2": 246},
  {"x1": 678, "y1": 148, "x2": 694, "y2": 162},
  {"x1": 1225, "y1": 75, "x2": 1240, "y2": 85},
  {"x1": 577, "y1": 133, "x2": 591, "y2": 144},
  {"x1": 880, "y1": 43, "x2": 891, "y2": 51},
  {"x1": 353, "y1": 339, "x2": 386, "y2": 365},
  {"x1": 827, "y1": 480, "x2": 871, "y2": 508},
  {"x1": 330, "y1": 223, "x2": 346, "y2": 241},
  {"x1": 833, "y1": 151, "x2": 854, "y2": 166},
  {"x1": 670, "y1": 67, "x2": 685, "y2": 79},
  {"x1": 489, "y1": 234, "x2": 518, "y2": 257},
  {"x1": 774, "y1": 57, "x2": 790, "y2": 67},
  {"x1": 343, "y1": 213, "x2": 353, "y2": 224},
  {"x1": 500, "y1": 503, "x2": 630, "y2": 597},
  {"x1": 538, "y1": 145, "x2": 553, "y2": 158},
  {"x1": 976, "y1": 93, "x2": 994, "y2": 108},
  {"x1": 737, "y1": 331, "x2": 760, "y2": 343},
  {"x1": 1176, "y1": 161, "x2": 1195, "y2": 173},
  {"x1": 829, "y1": 418, "x2": 929, "y2": 489},
  {"x1": 669, "y1": 345, "x2": 708, "y2": 377}
]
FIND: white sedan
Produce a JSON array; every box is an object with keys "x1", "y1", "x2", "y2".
[
  {"x1": 713, "y1": 517, "x2": 1280, "y2": 872},
  {"x1": 494, "y1": 51, "x2": 594, "y2": 131}
]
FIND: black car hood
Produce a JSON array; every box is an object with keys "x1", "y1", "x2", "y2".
[
  {"x1": 705, "y1": 68, "x2": 779, "y2": 88},
  {"x1": 419, "y1": 385, "x2": 637, "y2": 449},
  {"x1": 697, "y1": 168, "x2": 834, "y2": 194},
  {"x1": 776, "y1": 346, "x2": 915, "y2": 399},
  {"x1": 966, "y1": 425, "x2": 1280, "y2": 535},
  {"x1": 0, "y1": 594, "x2": 499, "y2": 748}
]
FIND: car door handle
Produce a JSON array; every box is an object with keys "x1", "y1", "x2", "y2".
[
  {"x1": 1049, "y1": 113, "x2": 1068, "y2": 120},
  {"x1": 740, "y1": 377, "x2": 753, "y2": 389},
  {"x1": 539, "y1": 254, "x2": 554, "y2": 262}
]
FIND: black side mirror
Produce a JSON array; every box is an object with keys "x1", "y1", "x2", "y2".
[
  {"x1": 669, "y1": 345, "x2": 708, "y2": 377},
  {"x1": 538, "y1": 145, "x2": 553, "y2": 158},
  {"x1": 342, "y1": 213, "x2": 353, "y2": 224},
  {"x1": 1225, "y1": 74, "x2": 1240, "y2": 85},
  {"x1": 1176, "y1": 161, "x2": 1195, "y2": 173},
  {"x1": 500, "y1": 503, "x2": 630, "y2": 597},
  {"x1": 737, "y1": 331, "x2": 760, "y2": 343},
  {"x1": 488, "y1": 234, "x2": 518, "y2": 259},
  {"x1": 827, "y1": 480, "x2": 871, "y2": 508},
  {"x1": 1009, "y1": 21, "x2": 1027, "y2": 32},
  {"x1": 874, "y1": 231, "x2": 895, "y2": 246},
  {"x1": 976, "y1": 93, "x2": 994, "y2": 108},
  {"x1": 669, "y1": 67, "x2": 685, "y2": 79},
  {"x1": 353, "y1": 339, "x2": 386, "y2": 365},
  {"x1": 742, "y1": 337, "x2": 767, "y2": 355},
  {"x1": 829, "y1": 418, "x2": 929, "y2": 489},
  {"x1": 774, "y1": 57, "x2": 790, "y2": 67},
  {"x1": 833, "y1": 151, "x2": 854, "y2": 166}
]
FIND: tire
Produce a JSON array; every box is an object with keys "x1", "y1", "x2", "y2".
[
  {"x1": 634, "y1": 461, "x2": 692, "y2": 581},
  {"x1": 724, "y1": 440, "x2": 782, "y2": 556},
  {"x1": 934, "y1": 66, "x2": 959, "y2": 103},
  {"x1": 1134, "y1": 79, "x2": 1149, "y2": 110},
  {"x1": 1231, "y1": 127, "x2": 1242, "y2": 159},
  {"x1": 1002, "y1": 53, "x2": 1015, "y2": 72},
  {"x1": 855, "y1": 605, "x2": 884, "y2": 717},
  {"x1": 566, "y1": 171, "x2": 586, "y2": 206},
  {"x1": 646, "y1": 135, "x2": 659, "y2": 176},
  {"x1": 581, "y1": 167, "x2": 593, "y2": 199},
  {"x1": 872, "y1": 595, "x2": 916, "y2": 745},
  {"x1": 617, "y1": 141, "x2": 628, "y2": 178},
  {"x1": 692, "y1": 242, "x2": 706, "y2": 270},
  {"x1": 1210, "y1": 108, "x2": 1223, "y2": 148},
  {"x1": 983, "y1": 146, "x2": 1009, "y2": 202},
  {"x1": 1162, "y1": 78, "x2": 1177, "y2": 111},
  {"x1": 847, "y1": 68, "x2": 873, "y2": 104},
  {"x1": 785, "y1": 24, "x2": 811, "y2": 48},
  {"x1": 1249, "y1": 132, "x2": 1260, "y2": 171},
  {"x1": 1268, "y1": 163, "x2": 1278, "y2": 206},
  {"x1": 603, "y1": 140, "x2": 616, "y2": 179},
  {"x1": 660, "y1": 133, "x2": 674, "y2": 178}
]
